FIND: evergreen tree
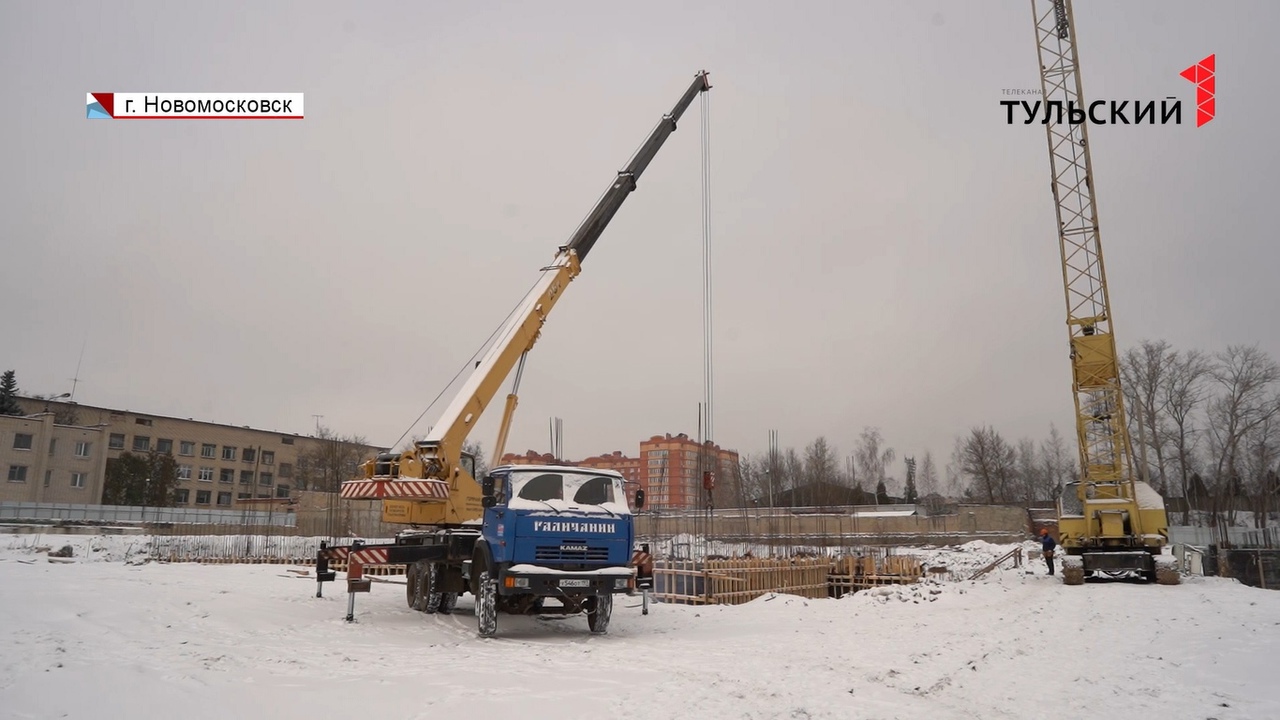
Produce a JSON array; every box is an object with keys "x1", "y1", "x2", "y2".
[
  {"x1": 875, "y1": 479, "x2": 890, "y2": 505},
  {"x1": 0, "y1": 370, "x2": 22, "y2": 415},
  {"x1": 904, "y1": 473, "x2": 919, "y2": 504}
]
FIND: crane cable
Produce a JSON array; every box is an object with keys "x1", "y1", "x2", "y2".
[{"x1": 698, "y1": 85, "x2": 714, "y2": 559}]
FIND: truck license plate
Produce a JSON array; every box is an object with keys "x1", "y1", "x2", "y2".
[{"x1": 559, "y1": 579, "x2": 591, "y2": 588}]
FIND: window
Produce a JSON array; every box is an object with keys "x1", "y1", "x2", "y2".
[
  {"x1": 177, "y1": 464, "x2": 192, "y2": 480},
  {"x1": 275, "y1": 485, "x2": 290, "y2": 498},
  {"x1": 278, "y1": 462, "x2": 293, "y2": 478},
  {"x1": 220, "y1": 468, "x2": 235, "y2": 484},
  {"x1": 281, "y1": 436, "x2": 294, "y2": 445},
  {"x1": 109, "y1": 433, "x2": 126, "y2": 450},
  {"x1": 261, "y1": 450, "x2": 275, "y2": 465},
  {"x1": 7, "y1": 465, "x2": 28, "y2": 483},
  {"x1": 240, "y1": 470, "x2": 254, "y2": 485},
  {"x1": 517, "y1": 473, "x2": 563, "y2": 502},
  {"x1": 573, "y1": 476, "x2": 616, "y2": 505},
  {"x1": 133, "y1": 436, "x2": 151, "y2": 452},
  {"x1": 13, "y1": 433, "x2": 33, "y2": 450},
  {"x1": 135, "y1": 417, "x2": 153, "y2": 426},
  {"x1": 75, "y1": 441, "x2": 91, "y2": 458},
  {"x1": 198, "y1": 467, "x2": 214, "y2": 482},
  {"x1": 48, "y1": 438, "x2": 57, "y2": 455},
  {"x1": 195, "y1": 490, "x2": 211, "y2": 505},
  {"x1": 217, "y1": 492, "x2": 232, "y2": 506},
  {"x1": 71, "y1": 472, "x2": 86, "y2": 489},
  {"x1": 44, "y1": 470, "x2": 52, "y2": 487},
  {"x1": 156, "y1": 439, "x2": 173, "y2": 454},
  {"x1": 242, "y1": 447, "x2": 256, "y2": 463},
  {"x1": 201, "y1": 443, "x2": 216, "y2": 459},
  {"x1": 259, "y1": 472, "x2": 273, "y2": 486},
  {"x1": 179, "y1": 441, "x2": 195, "y2": 456},
  {"x1": 238, "y1": 492, "x2": 251, "y2": 499},
  {"x1": 222, "y1": 445, "x2": 237, "y2": 461},
  {"x1": 175, "y1": 488, "x2": 190, "y2": 504}
]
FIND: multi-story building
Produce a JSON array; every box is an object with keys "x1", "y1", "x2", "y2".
[
  {"x1": 577, "y1": 451, "x2": 644, "y2": 506},
  {"x1": 640, "y1": 433, "x2": 739, "y2": 510},
  {"x1": 13, "y1": 397, "x2": 384, "y2": 508},
  {"x1": 1, "y1": 412, "x2": 111, "y2": 504},
  {"x1": 499, "y1": 433, "x2": 739, "y2": 510}
]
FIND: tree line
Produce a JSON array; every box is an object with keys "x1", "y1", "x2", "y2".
[{"x1": 718, "y1": 341, "x2": 1279, "y2": 530}]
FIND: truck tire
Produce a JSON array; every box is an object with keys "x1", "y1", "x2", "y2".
[
  {"x1": 476, "y1": 569, "x2": 498, "y2": 638},
  {"x1": 411, "y1": 561, "x2": 441, "y2": 613},
  {"x1": 438, "y1": 592, "x2": 458, "y2": 614},
  {"x1": 405, "y1": 563, "x2": 420, "y2": 609},
  {"x1": 423, "y1": 563, "x2": 443, "y2": 614},
  {"x1": 587, "y1": 592, "x2": 612, "y2": 634}
]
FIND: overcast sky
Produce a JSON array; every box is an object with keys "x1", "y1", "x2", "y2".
[{"x1": 2, "y1": 1, "x2": 1275, "y2": 481}]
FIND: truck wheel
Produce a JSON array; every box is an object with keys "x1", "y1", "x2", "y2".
[
  {"x1": 405, "y1": 563, "x2": 420, "y2": 609},
  {"x1": 411, "y1": 561, "x2": 440, "y2": 613},
  {"x1": 476, "y1": 569, "x2": 498, "y2": 638},
  {"x1": 423, "y1": 563, "x2": 443, "y2": 614},
  {"x1": 587, "y1": 592, "x2": 612, "y2": 634},
  {"x1": 438, "y1": 592, "x2": 458, "y2": 614}
]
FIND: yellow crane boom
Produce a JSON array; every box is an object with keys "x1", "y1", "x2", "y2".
[
  {"x1": 1027, "y1": 0, "x2": 1176, "y2": 584},
  {"x1": 339, "y1": 71, "x2": 713, "y2": 528}
]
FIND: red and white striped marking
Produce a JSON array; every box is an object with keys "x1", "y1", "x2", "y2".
[
  {"x1": 319, "y1": 546, "x2": 391, "y2": 564},
  {"x1": 339, "y1": 478, "x2": 451, "y2": 500}
]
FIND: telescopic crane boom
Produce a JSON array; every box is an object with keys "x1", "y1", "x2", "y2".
[
  {"x1": 340, "y1": 71, "x2": 713, "y2": 529},
  {"x1": 1027, "y1": 0, "x2": 1176, "y2": 584}
]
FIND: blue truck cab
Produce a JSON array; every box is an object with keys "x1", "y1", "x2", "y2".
[{"x1": 468, "y1": 464, "x2": 646, "y2": 636}]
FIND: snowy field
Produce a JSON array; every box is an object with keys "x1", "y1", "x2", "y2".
[{"x1": 2, "y1": 535, "x2": 1278, "y2": 720}]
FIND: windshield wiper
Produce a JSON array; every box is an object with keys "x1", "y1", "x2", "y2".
[{"x1": 536, "y1": 499, "x2": 563, "y2": 515}]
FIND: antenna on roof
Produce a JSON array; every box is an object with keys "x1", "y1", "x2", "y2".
[{"x1": 69, "y1": 335, "x2": 87, "y2": 401}]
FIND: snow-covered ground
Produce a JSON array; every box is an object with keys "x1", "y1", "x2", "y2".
[{"x1": 2, "y1": 534, "x2": 1278, "y2": 719}]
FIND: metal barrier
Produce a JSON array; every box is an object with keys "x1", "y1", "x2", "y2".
[{"x1": 0, "y1": 501, "x2": 295, "y2": 527}]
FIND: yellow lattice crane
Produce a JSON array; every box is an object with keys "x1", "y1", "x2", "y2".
[{"x1": 1027, "y1": 0, "x2": 1178, "y2": 585}]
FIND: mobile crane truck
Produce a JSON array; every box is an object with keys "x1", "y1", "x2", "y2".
[
  {"x1": 314, "y1": 70, "x2": 712, "y2": 636},
  {"x1": 1024, "y1": 0, "x2": 1177, "y2": 585}
]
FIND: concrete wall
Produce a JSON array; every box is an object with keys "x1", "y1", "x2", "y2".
[{"x1": 637, "y1": 504, "x2": 1030, "y2": 547}]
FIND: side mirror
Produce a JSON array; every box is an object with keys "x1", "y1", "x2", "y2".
[
  {"x1": 481, "y1": 475, "x2": 496, "y2": 508},
  {"x1": 634, "y1": 488, "x2": 646, "y2": 509}
]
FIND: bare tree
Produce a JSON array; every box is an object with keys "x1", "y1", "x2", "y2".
[
  {"x1": 295, "y1": 425, "x2": 373, "y2": 492},
  {"x1": 1038, "y1": 423, "x2": 1072, "y2": 503},
  {"x1": 1204, "y1": 345, "x2": 1280, "y2": 528},
  {"x1": 803, "y1": 436, "x2": 841, "y2": 506},
  {"x1": 918, "y1": 450, "x2": 939, "y2": 498},
  {"x1": 855, "y1": 427, "x2": 896, "y2": 501},
  {"x1": 1015, "y1": 437, "x2": 1041, "y2": 508},
  {"x1": 1164, "y1": 348, "x2": 1211, "y2": 523},
  {"x1": 959, "y1": 425, "x2": 1017, "y2": 504},
  {"x1": 1242, "y1": 411, "x2": 1280, "y2": 528},
  {"x1": 1121, "y1": 340, "x2": 1176, "y2": 493}
]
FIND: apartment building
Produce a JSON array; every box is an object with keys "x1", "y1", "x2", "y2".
[
  {"x1": 640, "y1": 433, "x2": 739, "y2": 510},
  {"x1": 499, "y1": 432, "x2": 739, "y2": 510},
  {"x1": 0, "y1": 412, "x2": 111, "y2": 504},
  {"x1": 14, "y1": 397, "x2": 384, "y2": 508}
]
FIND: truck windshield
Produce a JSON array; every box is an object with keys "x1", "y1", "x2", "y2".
[{"x1": 509, "y1": 471, "x2": 630, "y2": 514}]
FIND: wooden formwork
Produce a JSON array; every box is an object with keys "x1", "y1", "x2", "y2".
[{"x1": 652, "y1": 554, "x2": 921, "y2": 606}]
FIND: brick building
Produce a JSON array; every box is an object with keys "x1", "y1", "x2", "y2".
[
  {"x1": 640, "y1": 433, "x2": 739, "y2": 510},
  {"x1": 13, "y1": 397, "x2": 383, "y2": 508},
  {"x1": 499, "y1": 432, "x2": 739, "y2": 510},
  {"x1": 1, "y1": 412, "x2": 111, "y2": 504}
]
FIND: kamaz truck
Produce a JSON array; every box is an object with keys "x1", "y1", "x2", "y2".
[{"x1": 314, "y1": 70, "x2": 709, "y2": 636}]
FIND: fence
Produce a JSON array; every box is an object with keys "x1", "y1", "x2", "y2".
[
  {"x1": 0, "y1": 501, "x2": 295, "y2": 527},
  {"x1": 1169, "y1": 525, "x2": 1280, "y2": 549},
  {"x1": 652, "y1": 553, "x2": 923, "y2": 606}
]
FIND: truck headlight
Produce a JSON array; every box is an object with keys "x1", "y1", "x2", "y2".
[{"x1": 614, "y1": 578, "x2": 630, "y2": 589}]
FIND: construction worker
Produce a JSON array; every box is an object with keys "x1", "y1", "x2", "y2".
[{"x1": 1038, "y1": 528, "x2": 1057, "y2": 575}]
